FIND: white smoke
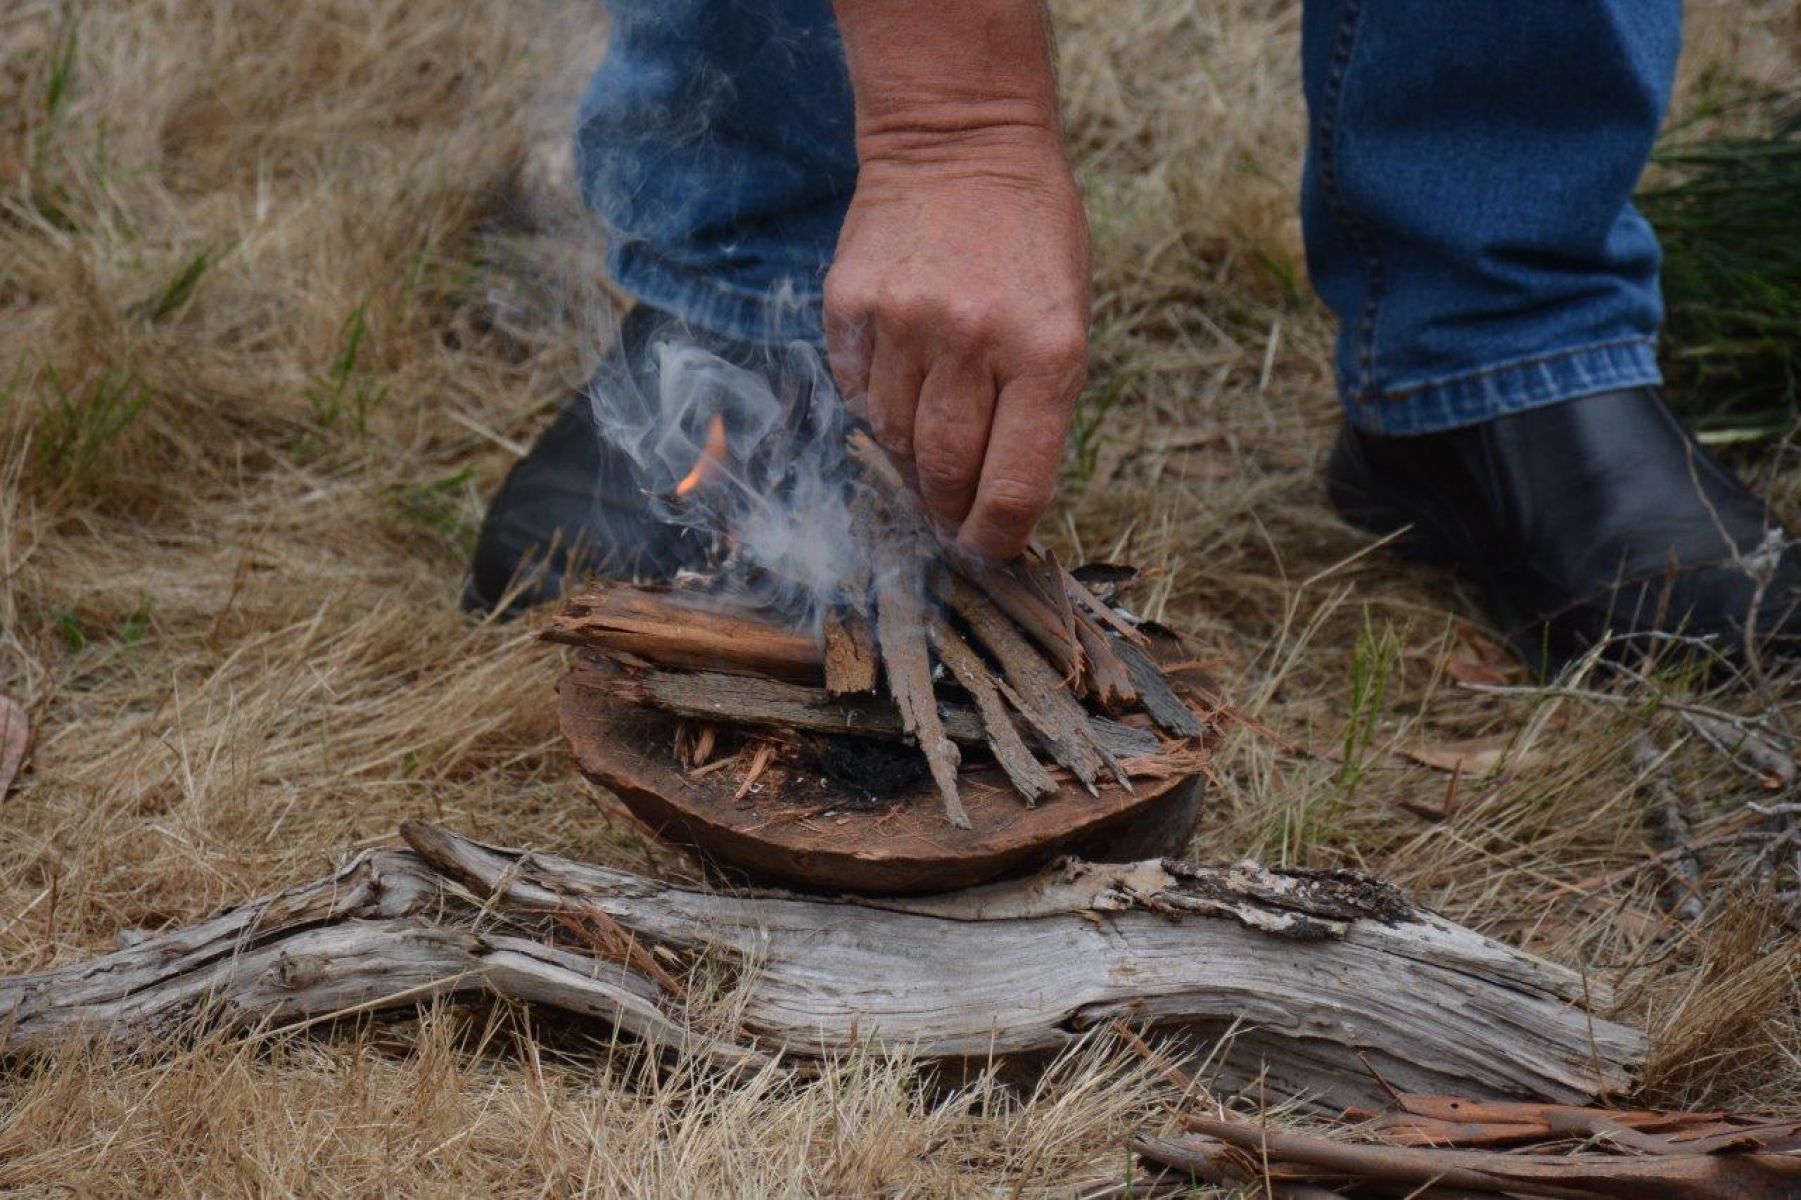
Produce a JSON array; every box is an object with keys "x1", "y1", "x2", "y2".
[{"x1": 590, "y1": 332, "x2": 859, "y2": 624}]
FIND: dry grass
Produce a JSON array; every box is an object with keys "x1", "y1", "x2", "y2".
[{"x1": 1, "y1": 0, "x2": 1798, "y2": 1194}]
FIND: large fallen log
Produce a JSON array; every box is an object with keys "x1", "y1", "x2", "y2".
[{"x1": 0, "y1": 822, "x2": 1644, "y2": 1110}]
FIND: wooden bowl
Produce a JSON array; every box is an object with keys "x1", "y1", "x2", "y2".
[{"x1": 557, "y1": 648, "x2": 1220, "y2": 894}]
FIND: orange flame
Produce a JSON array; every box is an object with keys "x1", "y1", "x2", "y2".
[{"x1": 674, "y1": 413, "x2": 728, "y2": 497}]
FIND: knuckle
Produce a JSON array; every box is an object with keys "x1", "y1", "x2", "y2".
[
  {"x1": 1036, "y1": 329, "x2": 1090, "y2": 375},
  {"x1": 824, "y1": 271, "x2": 873, "y2": 322},
  {"x1": 871, "y1": 412, "x2": 913, "y2": 458},
  {"x1": 980, "y1": 477, "x2": 1050, "y2": 525},
  {"x1": 946, "y1": 298, "x2": 1003, "y2": 344},
  {"x1": 914, "y1": 446, "x2": 977, "y2": 495}
]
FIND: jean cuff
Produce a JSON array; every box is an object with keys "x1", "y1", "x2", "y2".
[
  {"x1": 1346, "y1": 337, "x2": 1663, "y2": 436},
  {"x1": 609, "y1": 243, "x2": 827, "y2": 347}
]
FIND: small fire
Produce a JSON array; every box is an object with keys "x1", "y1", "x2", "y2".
[{"x1": 674, "y1": 412, "x2": 728, "y2": 497}]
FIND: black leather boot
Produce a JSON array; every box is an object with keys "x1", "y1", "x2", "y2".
[
  {"x1": 1326, "y1": 387, "x2": 1801, "y2": 673},
  {"x1": 462, "y1": 306, "x2": 771, "y2": 616}
]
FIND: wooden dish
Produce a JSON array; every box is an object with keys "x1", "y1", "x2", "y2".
[{"x1": 557, "y1": 647, "x2": 1220, "y2": 894}]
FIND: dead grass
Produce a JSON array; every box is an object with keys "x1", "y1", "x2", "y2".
[{"x1": 1, "y1": 0, "x2": 1797, "y2": 1194}]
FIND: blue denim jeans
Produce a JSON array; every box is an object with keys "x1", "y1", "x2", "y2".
[{"x1": 577, "y1": 0, "x2": 1679, "y2": 435}]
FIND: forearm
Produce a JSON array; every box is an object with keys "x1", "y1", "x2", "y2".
[{"x1": 830, "y1": 0, "x2": 1063, "y2": 158}]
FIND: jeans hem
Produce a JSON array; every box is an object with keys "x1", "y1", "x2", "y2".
[
  {"x1": 611, "y1": 244, "x2": 827, "y2": 346},
  {"x1": 1345, "y1": 337, "x2": 1663, "y2": 436}
]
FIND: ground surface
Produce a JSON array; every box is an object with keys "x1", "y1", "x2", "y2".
[{"x1": 1, "y1": 1, "x2": 1798, "y2": 1194}]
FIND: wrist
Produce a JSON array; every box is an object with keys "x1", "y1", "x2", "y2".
[
  {"x1": 855, "y1": 105, "x2": 1067, "y2": 173},
  {"x1": 833, "y1": 0, "x2": 1063, "y2": 162}
]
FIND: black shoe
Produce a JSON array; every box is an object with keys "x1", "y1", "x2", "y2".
[
  {"x1": 463, "y1": 306, "x2": 772, "y2": 616},
  {"x1": 1326, "y1": 387, "x2": 1801, "y2": 673}
]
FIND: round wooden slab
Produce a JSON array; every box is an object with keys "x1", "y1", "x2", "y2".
[{"x1": 558, "y1": 651, "x2": 1216, "y2": 894}]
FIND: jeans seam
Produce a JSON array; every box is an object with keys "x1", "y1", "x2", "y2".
[
  {"x1": 1350, "y1": 335, "x2": 1658, "y2": 404},
  {"x1": 1314, "y1": 0, "x2": 1386, "y2": 395}
]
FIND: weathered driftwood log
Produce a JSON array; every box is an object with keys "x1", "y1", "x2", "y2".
[{"x1": 0, "y1": 823, "x2": 1644, "y2": 1109}]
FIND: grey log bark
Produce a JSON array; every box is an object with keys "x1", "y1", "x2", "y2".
[{"x1": 0, "y1": 822, "x2": 1645, "y2": 1110}]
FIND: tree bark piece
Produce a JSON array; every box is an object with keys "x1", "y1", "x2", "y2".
[
  {"x1": 871, "y1": 530, "x2": 968, "y2": 828},
  {"x1": 1073, "y1": 607, "x2": 1139, "y2": 710},
  {"x1": 823, "y1": 490, "x2": 882, "y2": 695},
  {"x1": 0, "y1": 823, "x2": 1647, "y2": 1112},
  {"x1": 1063, "y1": 566, "x2": 1151, "y2": 648},
  {"x1": 949, "y1": 552, "x2": 1086, "y2": 682},
  {"x1": 1157, "y1": 1111, "x2": 1801, "y2": 1200},
  {"x1": 928, "y1": 616, "x2": 1059, "y2": 804},
  {"x1": 822, "y1": 607, "x2": 879, "y2": 696},
  {"x1": 1114, "y1": 632, "x2": 1207, "y2": 739},
  {"x1": 623, "y1": 669, "x2": 1162, "y2": 764},
  {"x1": 936, "y1": 572, "x2": 1121, "y2": 790},
  {"x1": 543, "y1": 583, "x2": 822, "y2": 683}
]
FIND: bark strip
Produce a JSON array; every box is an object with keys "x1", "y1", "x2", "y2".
[
  {"x1": 625, "y1": 670, "x2": 1162, "y2": 764},
  {"x1": 1073, "y1": 607, "x2": 1139, "y2": 709},
  {"x1": 928, "y1": 616, "x2": 1059, "y2": 804},
  {"x1": 543, "y1": 584, "x2": 822, "y2": 682},
  {"x1": 936, "y1": 573, "x2": 1121, "y2": 790},
  {"x1": 872, "y1": 533, "x2": 967, "y2": 828},
  {"x1": 1114, "y1": 633, "x2": 1207, "y2": 739}
]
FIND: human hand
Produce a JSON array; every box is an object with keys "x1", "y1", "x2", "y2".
[{"x1": 824, "y1": 124, "x2": 1090, "y2": 563}]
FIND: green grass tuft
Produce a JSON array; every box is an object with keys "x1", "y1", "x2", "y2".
[
  {"x1": 33, "y1": 367, "x2": 150, "y2": 496},
  {"x1": 1641, "y1": 97, "x2": 1801, "y2": 439}
]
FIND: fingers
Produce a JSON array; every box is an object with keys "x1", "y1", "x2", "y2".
[
  {"x1": 823, "y1": 303, "x2": 872, "y2": 417},
  {"x1": 828, "y1": 259, "x2": 1087, "y2": 563},
  {"x1": 956, "y1": 368, "x2": 1081, "y2": 563},
  {"x1": 912, "y1": 357, "x2": 996, "y2": 537},
  {"x1": 865, "y1": 340, "x2": 923, "y2": 461}
]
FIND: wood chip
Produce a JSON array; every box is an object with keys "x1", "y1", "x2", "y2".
[
  {"x1": 822, "y1": 607, "x2": 878, "y2": 695},
  {"x1": 928, "y1": 616, "x2": 1058, "y2": 804},
  {"x1": 733, "y1": 742, "x2": 775, "y2": 801}
]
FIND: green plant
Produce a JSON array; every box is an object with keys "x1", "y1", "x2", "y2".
[
  {"x1": 132, "y1": 246, "x2": 219, "y2": 324},
  {"x1": 391, "y1": 466, "x2": 480, "y2": 555},
  {"x1": 34, "y1": 367, "x2": 149, "y2": 495},
  {"x1": 1279, "y1": 613, "x2": 1400, "y2": 865},
  {"x1": 1639, "y1": 97, "x2": 1801, "y2": 439},
  {"x1": 54, "y1": 608, "x2": 86, "y2": 652},
  {"x1": 305, "y1": 299, "x2": 388, "y2": 438},
  {"x1": 1068, "y1": 368, "x2": 1126, "y2": 485},
  {"x1": 1335, "y1": 613, "x2": 1399, "y2": 799},
  {"x1": 42, "y1": 18, "x2": 79, "y2": 123},
  {"x1": 120, "y1": 596, "x2": 154, "y2": 646}
]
